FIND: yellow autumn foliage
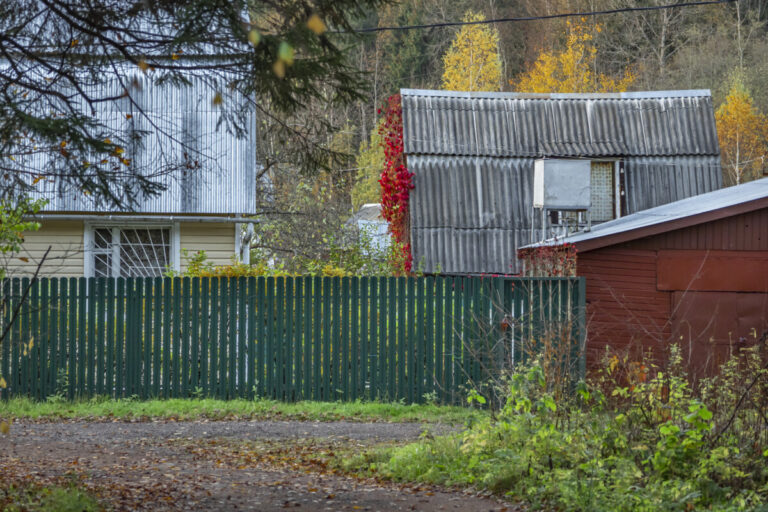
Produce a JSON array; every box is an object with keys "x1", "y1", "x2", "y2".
[
  {"x1": 514, "y1": 21, "x2": 634, "y2": 93},
  {"x1": 442, "y1": 11, "x2": 502, "y2": 92},
  {"x1": 715, "y1": 78, "x2": 768, "y2": 185}
]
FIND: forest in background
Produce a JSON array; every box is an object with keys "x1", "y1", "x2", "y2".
[{"x1": 252, "y1": 0, "x2": 768, "y2": 271}]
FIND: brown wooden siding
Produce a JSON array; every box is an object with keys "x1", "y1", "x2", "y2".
[
  {"x1": 616, "y1": 208, "x2": 768, "y2": 251},
  {"x1": 577, "y1": 249, "x2": 671, "y2": 364}
]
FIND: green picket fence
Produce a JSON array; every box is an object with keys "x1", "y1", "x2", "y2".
[{"x1": 0, "y1": 276, "x2": 585, "y2": 404}]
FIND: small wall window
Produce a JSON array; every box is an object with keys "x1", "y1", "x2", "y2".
[
  {"x1": 590, "y1": 161, "x2": 616, "y2": 222},
  {"x1": 86, "y1": 225, "x2": 179, "y2": 277}
]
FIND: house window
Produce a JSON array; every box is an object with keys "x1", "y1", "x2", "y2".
[
  {"x1": 87, "y1": 225, "x2": 178, "y2": 277},
  {"x1": 590, "y1": 161, "x2": 617, "y2": 222}
]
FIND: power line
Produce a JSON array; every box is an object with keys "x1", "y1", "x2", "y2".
[{"x1": 346, "y1": 0, "x2": 737, "y2": 34}]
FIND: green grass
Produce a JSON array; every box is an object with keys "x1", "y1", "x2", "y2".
[
  {"x1": 2, "y1": 397, "x2": 486, "y2": 424},
  {"x1": 1, "y1": 484, "x2": 101, "y2": 512}
]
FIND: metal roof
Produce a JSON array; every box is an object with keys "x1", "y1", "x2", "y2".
[
  {"x1": 401, "y1": 89, "x2": 720, "y2": 158},
  {"x1": 14, "y1": 65, "x2": 260, "y2": 215},
  {"x1": 524, "y1": 177, "x2": 768, "y2": 252}
]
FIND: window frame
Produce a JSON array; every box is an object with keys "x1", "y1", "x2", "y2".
[
  {"x1": 84, "y1": 221, "x2": 181, "y2": 277},
  {"x1": 547, "y1": 159, "x2": 624, "y2": 227}
]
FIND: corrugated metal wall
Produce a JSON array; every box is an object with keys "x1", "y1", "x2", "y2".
[
  {"x1": 409, "y1": 154, "x2": 724, "y2": 274},
  {"x1": 403, "y1": 90, "x2": 724, "y2": 275},
  {"x1": 624, "y1": 156, "x2": 722, "y2": 213},
  {"x1": 409, "y1": 156, "x2": 542, "y2": 274},
  {"x1": 24, "y1": 70, "x2": 259, "y2": 215}
]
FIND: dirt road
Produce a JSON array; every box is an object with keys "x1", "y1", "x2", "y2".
[{"x1": 3, "y1": 420, "x2": 515, "y2": 511}]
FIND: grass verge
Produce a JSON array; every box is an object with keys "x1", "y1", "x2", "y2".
[
  {"x1": 2, "y1": 397, "x2": 485, "y2": 424},
  {"x1": 1, "y1": 484, "x2": 101, "y2": 512}
]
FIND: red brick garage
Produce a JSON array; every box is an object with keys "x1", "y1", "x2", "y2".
[{"x1": 532, "y1": 178, "x2": 768, "y2": 377}]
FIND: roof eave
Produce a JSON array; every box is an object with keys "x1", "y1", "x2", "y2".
[{"x1": 571, "y1": 195, "x2": 768, "y2": 253}]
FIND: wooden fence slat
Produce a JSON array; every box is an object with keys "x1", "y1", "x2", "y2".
[
  {"x1": 310, "y1": 276, "x2": 319, "y2": 400},
  {"x1": 153, "y1": 277, "x2": 162, "y2": 397},
  {"x1": 21, "y1": 277, "x2": 30, "y2": 397},
  {"x1": 94, "y1": 278, "x2": 104, "y2": 397},
  {"x1": 265, "y1": 277, "x2": 275, "y2": 399},
  {"x1": 208, "y1": 278, "x2": 219, "y2": 398},
  {"x1": 48, "y1": 279, "x2": 58, "y2": 399},
  {"x1": 331, "y1": 277, "x2": 340, "y2": 401},
  {"x1": 408, "y1": 278, "x2": 417, "y2": 404},
  {"x1": 142, "y1": 278, "x2": 152, "y2": 399},
  {"x1": 0, "y1": 280, "x2": 9, "y2": 400},
  {"x1": 238, "y1": 277, "x2": 247, "y2": 399},
  {"x1": 303, "y1": 276, "x2": 312, "y2": 401},
  {"x1": 247, "y1": 277, "x2": 256, "y2": 400},
  {"x1": 30, "y1": 279, "x2": 39, "y2": 400},
  {"x1": 340, "y1": 277, "x2": 349, "y2": 401},
  {"x1": 161, "y1": 278, "x2": 171, "y2": 398},
  {"x1": 227, "y1": 278, "x2": 236, "y2": 399},
  {"x1": 293, "y1": 277, "x2": 302, "y2": 401},
  {"x1": 282, "y1": 277, "x2": 292, "y2": 401},
  {"x1": 256, "y1": 277, "x2": 266, "y2": 398},
  {"x1": 200, "y1": 278, "x2": 210, "y2": 398},
  {"x1": 218, "y1": 278, "x2": 228, "y2": 399},
  {"x1": 39, "y1": 279, "x2": 49, "y2": 400},
  {"x1": 3, "y1": 276, "x2": 586, "y2": 404},
  {"x1": 351, "y1": 277, "x2": 360, "y2": 401},
  {"x1": 181, "y1": 277, "x2": 191, "y2": 399}
]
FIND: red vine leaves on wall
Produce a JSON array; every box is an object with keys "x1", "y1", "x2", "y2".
[{"x1": 378, "y1": 94, "x2": 414, "y2": 274}]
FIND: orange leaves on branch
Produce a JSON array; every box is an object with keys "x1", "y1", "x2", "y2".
[
  {"x1": 715, "y1": 77, "x2": 768, "y2": 186},
  {"x1": 442, "y1": 11, "x2": 501, "y2": 92},
  {"x1": 513, "y1": 21, "x2": 635, "y2": 94},
  {"x1": 306, "y1": 14, "x2": 326, "y2": 35}
]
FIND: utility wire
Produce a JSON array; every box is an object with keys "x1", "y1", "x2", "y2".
[{"x1": 345, "y1": 0, "x2": 737, "y2": 34}]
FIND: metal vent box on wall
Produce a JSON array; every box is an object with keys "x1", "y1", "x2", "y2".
[{"x1": 533, "y1": 159, "x2": 591, "y2": 210}]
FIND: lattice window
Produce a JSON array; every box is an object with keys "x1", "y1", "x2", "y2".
[
  {"x1": 89, "y1": 226, "x2": 173, "y2": 277},
  {"x1": 590, "y1": 161, "x2": 615, "y2": 222}
]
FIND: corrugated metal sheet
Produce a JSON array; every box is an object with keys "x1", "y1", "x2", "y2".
[
  {"x1": 409, "y1": 155, "x2": 724, "y2": 274},
  {"x1": 19, "y1": 68, "x2": 259, "y2": 214},
  {"x1": 625, "y1": 156, "x2": 723, "y2": 213},
  {"x1": 402, "y1": 89, "x2": 720, "y2": 158},
  {"x1": 409, "y1": 156, "x2": 542, "y2": 274}
]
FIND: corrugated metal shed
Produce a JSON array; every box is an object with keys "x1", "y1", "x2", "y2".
[
  {"x1": 19, "y1": 68, "x2": 260, "y2": 215},
  {"x1": 402, "y1": 88, "x2": 723, "y2": 275}
]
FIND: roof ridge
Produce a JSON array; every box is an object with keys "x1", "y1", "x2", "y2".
[{"x1": 400, "y1": 88, "x2": 712, "y2": 100}]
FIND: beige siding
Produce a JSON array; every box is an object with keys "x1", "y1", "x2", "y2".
[
  {"x1": 179, "y1": 222, "x2": 236, "y2": 270},
  {"x1": 9, "y1": 221, "x2": 84, "y2": 277}
]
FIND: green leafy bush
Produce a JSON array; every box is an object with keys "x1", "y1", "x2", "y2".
[{"x1": 359, "y1": 343, "x2": 768, "y2": 511}]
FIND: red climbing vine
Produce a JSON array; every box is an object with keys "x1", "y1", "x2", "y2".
[
  {"x1": 517, "y1": 243, "x2": 578, "y2": 277},
  {"x1": 378, "y1": 93, "x2": 414, "y2": 274}
]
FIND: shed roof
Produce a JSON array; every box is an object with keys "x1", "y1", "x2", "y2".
[
  {"x1": 401, "y1": 89, "x2": 720, "y2": 158},
  {"x1": 524, "y1": 177, "x2": 768, "y2": 252}
]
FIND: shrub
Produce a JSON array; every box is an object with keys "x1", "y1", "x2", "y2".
[{"x1": 362, "y1": 340, "x2": 768, "y2": 511}]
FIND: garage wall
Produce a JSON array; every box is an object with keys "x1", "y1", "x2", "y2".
[
  {"x1": 577, "y1": 248, "x2": 670, "y2": 364},
  {"x1": 615, "y1": 209, "x2": 768, "y2": 251},
  {"x1": 578, "y1": 206, "x2": 768, "y2": 376}
]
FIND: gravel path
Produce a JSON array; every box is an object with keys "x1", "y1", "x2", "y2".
[
  {"x1": 11, "y1": 419, "x2": 458, "y2": 443},
  {"x1": 3, "y1": 421, "x2": 516, "y2": 511}
]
